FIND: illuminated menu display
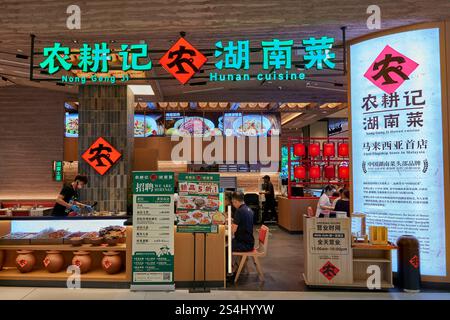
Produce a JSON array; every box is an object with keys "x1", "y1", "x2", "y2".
[{"x1": 350, "y1": 28, "x2": 446, "y2": 276}]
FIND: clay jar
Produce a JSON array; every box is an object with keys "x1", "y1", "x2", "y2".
[
  {"x1": 43, "y1": 250, "x2": 65, "y2": 273},
  {"x1": 101, "y1": 251, "x2": 122, "y2": 274},
  {"x1": 72, "y1": 251, "x2": 92, "y2": 274},
  {"x1": 15, "y1": 250, "x2": 36, "y2": 273}
]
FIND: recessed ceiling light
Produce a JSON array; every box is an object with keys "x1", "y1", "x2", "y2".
[
  {"x1": 17, "y1": 49, "x2": 23, "y2": 53},
  {"x1": 128, "y1": 85, "x2": 155, "y2": 95},
  {"x1": 73, "y1": 40, "x2": 78, "y2": 43},
  {"x1": 110, "y1": 40, "x2": 116, "y2": 43}
]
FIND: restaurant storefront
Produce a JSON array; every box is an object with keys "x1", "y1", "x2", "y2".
[{"x1": 1, "y1": 8, "x2": 450, "y2": 296}]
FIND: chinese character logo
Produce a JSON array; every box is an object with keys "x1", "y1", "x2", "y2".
[
  {"x1": 319, "y1": 261, "x2": 340, "y2": 280},
  {"x1": 409, "y1": 255, "x2": 420, "y2": 269},
  {"x1": 160, "y1": 37, "x2": 207, "y2": 84},
  {"x1": 81, "y1": 137, "x2": 122, "y2": 175},
  {"x1": 364, "y1": 45, "x2": 419, "y2": 94}
]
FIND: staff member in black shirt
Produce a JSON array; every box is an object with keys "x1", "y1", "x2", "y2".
[
  {"x1": 231, "y1": 191, "x2": 255, "y2": 252},
  {"x1": 52, "y1": 175, "x2": 92, "y2": 216},
  {"x1": 260, "y1": 175, "x2": 276, "y2": 222}
]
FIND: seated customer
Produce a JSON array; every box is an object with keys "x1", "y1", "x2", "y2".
[
  {"x1": 231, "y1": 191, "x2": 255, "y2": 252},
  {"x1": 334, "y1": 189, "x2": 350, "y2": 217}
]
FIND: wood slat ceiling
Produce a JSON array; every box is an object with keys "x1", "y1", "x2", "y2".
[{"x1": 0, "y1": 0, "x2": 449, "y2": 102}]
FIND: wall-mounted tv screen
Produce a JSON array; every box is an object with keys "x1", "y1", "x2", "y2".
[
  {"x1": 220, "y1": 113, "x2": 280, "y2": 136},
  {"x1": 65, "y1": 112, "x2": 79, "y2": 137},
  {"x1": 135, "y1": 113, "x2": 164, "y2": 137},
  {"x1": 165, "y1": 112, "x2": 185, "y2": 136}
]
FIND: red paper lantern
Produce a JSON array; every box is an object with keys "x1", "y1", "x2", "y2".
[
  {"x1": 324, "y1": 165, "x2": 335, "y2": 179},
  {"x1": 323, "y1": 142, "x2": 335, "y2": 157},
  {"x1": 309, "y1": 166, "x2": 321, "y2": 179},
  {"x1": 293, "y1": 143, "x2": 305, "y2": 157},
  {"x1": 294, "y1": 166, "x2": 306, "y2": 179},
  {"x1": 338, "y1": 166, "x2": 349, "y2": 179},
  {"x1": 309, "y1": 143, "x2": 320, "y2": 157},
  {"x1": 338, "y1": 143, "x2": 349, "y2": 157}
]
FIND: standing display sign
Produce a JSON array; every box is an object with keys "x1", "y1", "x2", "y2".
[
  {"x1": 131, "y1": 171, "x2": 175, "y2": 291},
  {"x1": 304, "y1": 217, "x2": 352, "y2": 285},
  {"x1": 350, "y1": 27, "x2": 446, "y2": 276},
  {"x1": 176, "y1": 173, "x2": 220, "y2": 233}
]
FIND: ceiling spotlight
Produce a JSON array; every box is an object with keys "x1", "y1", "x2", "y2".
[
  {"x1": 110, "y1": 40, "x2": 116, "y2": 43},
  {"x1": 72, "y1": 40, "x2": 78, "y2": 44},
  {"x1": 17, "y1": 49, "x2": 23, "y2": 53}
]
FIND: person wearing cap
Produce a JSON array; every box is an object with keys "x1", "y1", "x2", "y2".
[{"x1": 260, "y1": 175, "x2": 276, "y2": 222}]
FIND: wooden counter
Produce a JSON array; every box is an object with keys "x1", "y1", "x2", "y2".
[
  {"x1": 277, "y1": 196, "x2": 319, "y2": 233},
  {"x1": 0, "y1": 222, "x2": 226, "y2": 288}
]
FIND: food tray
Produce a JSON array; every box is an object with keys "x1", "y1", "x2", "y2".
[
  {"x1": 63, "y1": 232, "x2": 88, "y2": 244},
  {"x1": 0, "y1": 233, "x2": 36, "y2": 245}
]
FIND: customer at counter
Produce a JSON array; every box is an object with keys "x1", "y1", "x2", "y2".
[
  {"x1": 316, "y1": 185, "x2": 336, "y2": 218},
  {"x1": 334, "y1": 189, "x2": 350, "y2": 217},
  {"x1": 224, "y1": 191, "x2": 236, "y2": 219},
  {"x1": 260, "y1": 175, "x2": 276, "y2": 222},
  {"x1": 52, "y1": 175, "x2": 93, "y2": 217},
  {"x1": 332, "y1": 188, "x2": 344, "y2": 208},
  {"x1": 231, "y1": 191, "x2": 255, "y2": 252}
]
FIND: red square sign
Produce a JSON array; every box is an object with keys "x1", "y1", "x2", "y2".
[
  {"x1": 319, "y1": 261, "x2": 340, "y2": 281},
  {"x1": 364, "y1": 45, "x2": 419, "y2": 94},
  {"x1": 159, "y1": 37, "x2": 207, "y2": 85},
  {"x1": 81, "y1": 137, "x2": 121, "y2": 175}
]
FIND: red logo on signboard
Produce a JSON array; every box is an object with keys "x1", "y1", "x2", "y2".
[
  {"x1": 364, "y1": 45, "x2": 418, "y2": 94},
  {"x1": 320, "y1": 261, "x2": 340, "y2": 280},
  {"x1": 81, "y1": 137, "x2": 122, "y2": 175},
  {"x1": 159, "y1": 37, "x2": 207, "y2": 84},
  {"x1": 409, "y1": 255, "x2": 420, "y2": 269}
]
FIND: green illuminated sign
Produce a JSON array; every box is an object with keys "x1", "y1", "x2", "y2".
[{"x1": 53, "y1": 160, "x2": 63, "y2": 182}]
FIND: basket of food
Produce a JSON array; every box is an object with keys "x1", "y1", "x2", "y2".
[
  {"x1": 0, "y1": 232, "x2": 36, "y2": 245},
  {"x1": 99, "y1": 226, "x2": 126, "y2": 245},
  {"x1": 30, "y1": 228, "x2": 70, "y2": 244}
]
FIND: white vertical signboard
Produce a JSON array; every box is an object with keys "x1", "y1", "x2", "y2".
[
  {"x1": 350, "y1": 28, "x2": 446, "y2": 276},
  {"x1": 131, "y1": 171, "x2": 175, "y2": 291}
]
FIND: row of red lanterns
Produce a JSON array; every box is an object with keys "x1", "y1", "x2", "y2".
[
  {"x1": 294, "y1": 142, "x2": 349, "y2": 158},
  {"x1": 294, "y1": 165, "x2": 349, "y2": 180}
]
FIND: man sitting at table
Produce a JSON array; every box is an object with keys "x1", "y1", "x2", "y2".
[{"x1": 231, "y1": 191, "x2": 255, "y2": 252}]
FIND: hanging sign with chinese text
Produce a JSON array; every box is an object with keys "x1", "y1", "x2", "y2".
[
  {"x1": 35, "y1": 35, "x2": 336, "y2": 85},
  {"x1": 131, "y1": 171, "x2": 175, "y2": 291},
  {"x1": 350, "y1": 27, "x2": 446, "y2": 276},
  {"x1": 81, "y1": 137, "x2": 121, "y2": 175}
]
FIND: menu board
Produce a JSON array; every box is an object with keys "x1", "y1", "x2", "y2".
[
  {"x1": 165, "y1": 112, "x2": 184, "y2": 136},
  {"x1": 131, "y1": 171, "x2": 175, "y2": 290},
  {"x1": 220, "y1": 113, "x2": 280, "y2": 136},
  {"x1": 305, "y1": 217, "x2": 352, "y2": 285},
  {"x1": 65, "y1": 113, "x2": 79, "y2": 137},
  {"x1": 176, "y1": 173, "x2": 223, "y2": 233},
  {"x1": 350, "y1": 28, "x2": 446, "y2": 276},
  {"x1": 134, "y1": 113, "x2": 164, "y2": 137}
]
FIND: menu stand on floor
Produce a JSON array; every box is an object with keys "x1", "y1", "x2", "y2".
[{"x1": 189, "y1": 232, "x2": 210, "y2": 293}]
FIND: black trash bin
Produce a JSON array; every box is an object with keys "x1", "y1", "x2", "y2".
[{"x1": 397, "y1": 235, "x2": 421, "y2": 292}]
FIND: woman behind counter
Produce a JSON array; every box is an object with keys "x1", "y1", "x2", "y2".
[{"x1": 316, "y1": 185, "x2": 335, "y2": 218}]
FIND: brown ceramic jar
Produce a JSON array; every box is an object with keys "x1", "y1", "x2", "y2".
[
  {"x1": 71, "y1": 251, "x2": 92, "y2": 274},
  {"x1": 101, "y1": 251, "x2": 122, "y2": 274},
  {"x1": 43, "y1": 250, "x2": 65, "y2": 273},
  {"x1": 15, "y1": 250, "x2": 36, "y2": 273}
]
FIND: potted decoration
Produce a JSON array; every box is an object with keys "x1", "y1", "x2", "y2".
[
  {"x1": 101, "y1": 251, "x2": 122, "y2": 274},
  {"x1": 43, "y1": 250, "x2": 65, "y2": 273},
  {"x1": 72, "y1": 251, "x2": 92, "y2": 274},
  {"x1": 15, "y1": 250, "x2": 36, "y2": 273}
]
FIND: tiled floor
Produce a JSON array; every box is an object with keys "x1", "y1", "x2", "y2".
[
  {"x1": 0, "y1": 225, "x2": 449, "y2": 299},
  {"x1": 0, "y1": 287, "x2": 449, "y2": 300}
]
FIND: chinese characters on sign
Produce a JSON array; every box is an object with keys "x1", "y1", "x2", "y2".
[
  {"x1": 38, "y1": 35, "x2": 335, "y2": 85},
  {"x1": 81, "y1": 137, "x2": 121, "y2": 175},
  {"x1": 176, "y1": 173, "x2": 220, "y2": 233},
  {"x1": 351, "y1": 28, "x2": 446, "y2": 276},
  {"x1": 131, "y1": 172, "x2": 175, "y2": 290}
]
